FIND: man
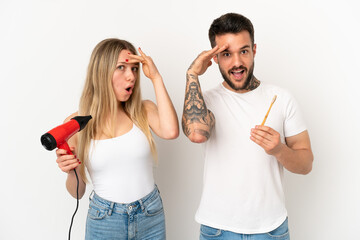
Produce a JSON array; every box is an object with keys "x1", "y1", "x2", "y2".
[{"x1": 182, "y1": 13, "x2": 313, "y2": 239}]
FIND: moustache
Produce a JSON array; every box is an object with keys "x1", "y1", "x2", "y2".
[{"x1": 228, "y1": 66, "x2": 247, "y2": 73}]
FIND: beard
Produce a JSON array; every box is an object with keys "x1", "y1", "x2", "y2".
[{"x1": 219, "y1": 62, "x2": 255, "y2": 91}]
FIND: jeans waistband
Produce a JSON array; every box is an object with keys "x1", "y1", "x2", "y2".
[{"x1": 89, "y1": 185, "x2": 160, "y2": 215}]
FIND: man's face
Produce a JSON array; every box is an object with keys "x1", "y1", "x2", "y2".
[{"x1": 214, "y1": 31, "x2": 256, "y2": 93}]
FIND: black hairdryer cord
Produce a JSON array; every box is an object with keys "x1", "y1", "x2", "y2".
[{"x1": 68, "y1": 169, "x2": 79, "y2": 240}]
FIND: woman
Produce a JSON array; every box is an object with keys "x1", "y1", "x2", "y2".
[{"x1": 55, "y1": 38, "x2": 179, "y2": 239}]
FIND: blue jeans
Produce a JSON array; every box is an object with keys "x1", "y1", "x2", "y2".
[
  {"x1": 200, "y1": 218, "x2": 289, "y2": 240},
  {"x1": 85, "y1": 186, "x2": 166, "y2": 240}
]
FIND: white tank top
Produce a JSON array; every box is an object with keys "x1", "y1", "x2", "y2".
[{"x1": 87, "y1": 124, "x2": 154, "y2": 203}]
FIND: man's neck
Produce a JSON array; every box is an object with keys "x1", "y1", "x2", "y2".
[{"x1": 245, "y1": 76, "x2": 260, "y2": 91}]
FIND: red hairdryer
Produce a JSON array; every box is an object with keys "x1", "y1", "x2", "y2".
[{"x1": 41, "y1": 115, "x2": 92, "y2": 154}]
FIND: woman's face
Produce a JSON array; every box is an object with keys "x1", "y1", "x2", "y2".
[{"x1": 112, "y1": 49, "x2": 139, "y2": 102}]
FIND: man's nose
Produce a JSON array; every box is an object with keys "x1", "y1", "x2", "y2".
[{"x1": 232, "y1": 53, "x2": 243, "y2": 67}]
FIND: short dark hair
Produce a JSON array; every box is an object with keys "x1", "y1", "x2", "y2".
[{"x1": 208, "y1": 13, "x2": 255, "y2": 47}]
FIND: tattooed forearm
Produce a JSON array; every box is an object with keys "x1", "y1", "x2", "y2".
[
  {"x1": 184, "y1": 82, "x2": 207, "y2": 122},
  {"x1": 182, "y1": 72, "x2": 214, "y2": 139},
  {"x1": 188, "y1": 60, "x2": 196, "y2": 72},
  {"x1": 194, "y1": 129, "x2": 210, "y2": 139}
]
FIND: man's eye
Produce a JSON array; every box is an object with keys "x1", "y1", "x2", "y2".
[
  {"x1": 241, "y1": 50, "x2": 248, "y2": 54},
  {"x1": 223, "y1": 53, "x2": 230, "y2": 57}
]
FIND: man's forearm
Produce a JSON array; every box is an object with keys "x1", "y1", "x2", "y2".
[
  {"x1": 275, "y1": 144, "x2": 313, "y2": 174},
  {"x1": 182, "y1": 71, "x2": 214, "y2": 143}
]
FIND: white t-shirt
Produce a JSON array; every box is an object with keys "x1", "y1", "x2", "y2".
[
  {"x1": 87, "y1": 124, "x2": 155, "y2": 203},
  {"x1": 196, "y1": 82, "x2": 307, "y2": 234}
]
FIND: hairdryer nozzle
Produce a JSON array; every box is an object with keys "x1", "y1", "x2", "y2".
[
  {"x1": 41, "y1": 132, "x2": 57, "y2": 151},
  {"x1": 71, "y1": 115, "x2": 92, "y2": 131}
]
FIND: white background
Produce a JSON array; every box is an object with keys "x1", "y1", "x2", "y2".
[{"x1": 1, "y1": 0, "x2": 359, "y2": 239}]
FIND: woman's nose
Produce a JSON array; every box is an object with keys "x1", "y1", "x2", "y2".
[{"x1": 125, "y1": 68, "x2": 136, "y2": 82}]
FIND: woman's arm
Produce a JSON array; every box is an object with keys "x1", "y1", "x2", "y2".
[
  {"x1": 55, "y1": 113, "x2": 86, "y2": 199},
  {"x1": 129, "y1": 48, "x2": 179, "y2": 139}
]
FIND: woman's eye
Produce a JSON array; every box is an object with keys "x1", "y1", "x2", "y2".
[
  {"x1": 117, "y1": 65, "x2": 124, "y2": 70},
  {"x1": 132, "y1": 67, "x2": 139, "y2": 72}
]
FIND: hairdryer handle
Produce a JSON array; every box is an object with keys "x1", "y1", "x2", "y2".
[{"x1": 58, "y1": 142, "x2": 73, "y2": 155}]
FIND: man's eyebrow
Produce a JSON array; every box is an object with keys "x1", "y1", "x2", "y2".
[
  {"x1": 220, "y1": 45, "x2": 251, "y2": 53},
  {"x1": 220, "y1": 47, "x2": 229, "y2": 53},
  {"x1": 240, "y1": 45, "x2": 251, "y2": 49}
]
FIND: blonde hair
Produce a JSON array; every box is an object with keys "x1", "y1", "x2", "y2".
[{"x1": 77, "y1": 38, "x2": 156, "y2": 183}]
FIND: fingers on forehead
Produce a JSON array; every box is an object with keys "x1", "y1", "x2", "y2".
[
  {"x1": 127, "y1": 55, "x2": 144, "y2": 64},
  {"x1": 138, "y1": 47, "x2": 147, "y2": 57}
]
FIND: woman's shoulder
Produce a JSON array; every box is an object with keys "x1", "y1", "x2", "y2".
[{"x1": 142, "y1": 100, "x2": 156, "y2": 111}]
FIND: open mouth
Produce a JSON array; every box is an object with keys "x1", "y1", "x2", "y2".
[
  {"x1": 125, "y1": 86, "x2": 133, "y2": 94},
  {"x1": 230, "y1": 69, "x2": 245, "y2": 80}
]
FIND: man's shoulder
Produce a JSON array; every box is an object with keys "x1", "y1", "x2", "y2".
[
  {"x1": 203, "y1": 83, "x2": 224, "y2": 98},
  {"x1": 204, "y1": 83, "x2": 223, "y2": 92}
]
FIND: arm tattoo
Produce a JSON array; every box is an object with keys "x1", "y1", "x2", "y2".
[
  {"x1": 182, "y1": 73, "x2": 214, "y2": 139},
  {"x1": 194, "y1": 129, "x2": 210, "y2": 139},
  {"x1": 187, "y1": 60, "x2": 196, "y2": 72}
]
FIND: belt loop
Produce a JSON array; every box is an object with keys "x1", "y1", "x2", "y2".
[
  {"x1": 139, "y1": 199, "x2": 145, "y2": 212},
  {"x1": 108, "y1": 202, "x2": 115, "y2": 216},
  {"x1": 89, "y1": 190, "x2": 95, "y2": 201},
  {"x1": 155, "y1": 184, "x2": 159, "y2": 194}
]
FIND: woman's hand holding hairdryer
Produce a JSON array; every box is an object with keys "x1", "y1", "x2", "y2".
[{"x1": 56, "y1": 147, "x2": 81, "y2": 173}]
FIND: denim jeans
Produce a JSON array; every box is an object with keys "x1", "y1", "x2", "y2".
[
  {"x1": 200, "y1": 218, "x2": 289, "y2": 240},
  {"x1": 85, "y1": 186, "x2": 166, "y2": 240}
]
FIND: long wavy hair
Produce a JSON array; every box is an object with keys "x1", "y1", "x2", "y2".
[{"x1": 77, "y1": 38, "x2": 156, "y2": 183}]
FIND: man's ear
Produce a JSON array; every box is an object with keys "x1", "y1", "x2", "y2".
[
  {"x1": 213, "y1": 55, "x2": 219, "y2": 64},
  {"x1": 253, "y1": 43, "x2": 257, "y2": 57}
]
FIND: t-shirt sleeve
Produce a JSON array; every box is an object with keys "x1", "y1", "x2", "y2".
[
  {"x1": 283, "y1": 92, "x2": 307, "y2": 137},
  {"x1": 203, "y1": 90, "x2": 212, "y2": 110}
]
